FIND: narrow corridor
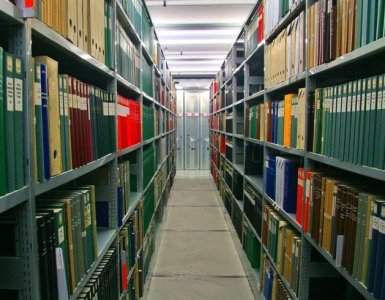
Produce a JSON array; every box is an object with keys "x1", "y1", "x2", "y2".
[{"x1": 145, "y1": 171, "x2": 256, "y2": 300}]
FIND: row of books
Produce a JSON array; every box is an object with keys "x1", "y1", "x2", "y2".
[
  {"x1": 245, "y1": 3, "x2": 264, "y2": 57},
  {"x1": 260, "y1": 254, "x2": 297, "y2": 300},
  {"x1": 0, "y1": 49, "x2": 24, "y2": 196},
  {"x1": 117, "y1": 95, "x2": 141, "y2": 150},
  {"x1": 300, "y1": 170, "x2": 385, "y2": 298},
  {"x1": 32, "y1": 56, "x2": 115, "y2": 183},
  {"x1": 265, "y1": 154, "x2": 300, "y2": 216},
  {"x1": 307, "y1": 0, "x2": 385, "y2": 69},
  {"x1": 36, "y1": 186, "x2": 98, "y2": 298},
  {"x1": 117, "y1": 23, "x2": 141, "y2": 88},
  {"x1": 243, "y1": 219, "x2": 261, "y2": 270},
  {"x1": 312, "y1": 74, "x2": 385, "y2": 170},
  {"x1": 264, "y1": 0, "x2": 302, "y2": 36},
  {"x1": 143, "y1": 182, "x2": 155, "y2": 236},
  {"x1": 118, "y1": 161, "x2": 131, "y2": 225},
  {"x1": 35, "y1": 0, "x2": 109, "y2": 65},
  {"x1": 77, "y1": 248, "x2": 119, "y2": 300},
  {"x1": 267, "y1": 89, "x2": 306, "y2": 149},
  {"x1": 246, "y1": 103, "x2": 265, "y2": 141},
  {"x1": 119, "y1": 207, "x2": 142, "y2": 296},
  {"x1": 262, "y1": 204, "x2": 302, "y2": 296},
  {"x1": 265, "y1": 11, "x2": 305, "y2": 88},
  {"x1": 118, "y1": 0, "x2": 142, "y2": 38}
]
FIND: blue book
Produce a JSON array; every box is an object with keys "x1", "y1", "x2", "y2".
[
  {"x1": 264, "y1": 154, "x2": 276, "y2": 200},
  {"x1": 373, "y1": 200, "x2": 385, "y2": 298},
  {"x1": 283, "y1": 159, "x2": 299, "y2": 213},
  {"x1": 117, "y1": 186, "x2": 123, "y2": 227},
  {"x1": 263, "y1": 263, "x2": 274, "y2": 300},
  {"x1": 95, "y1": 201, "x2": 109, "y2": 227},
  {"x1": 367, "y1": 200, "x2": 385, "y2": 292},
  {"x1": 40, "y1": 64, "x2": 51, "y2": 180}
]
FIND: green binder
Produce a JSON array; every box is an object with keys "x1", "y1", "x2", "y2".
[
  {"x1": 349, "y1": 80, "x2": 358, "y2": 163},
  {"x1": 362, "y1": 77, "x2": 373, "y2": 166},
  {"x1": 4, "y1": 53, "x2": 16, "y2": 192},
  {"x1": 334, "y1": 85, "x2": 342, "y2": 160},
  {"x1": 314, "y1": 89, "x2": 323, "y2": 154},
  {"x1": 376, "y1": 75, "x2": 385, "y2": 169},
  {"x1": 343, "y1": 82, "x2": 352, "y2": 161},
  {"x1": 368, "y1": 76, "x2": 378, "y2": 167},
  {"x1": 329, "y1": 86, "x2": 337, "y2": 158},
  {"x1": 14, "y1": 57, "x2": 24, "y2": 190},
  {"x1": 353, "y1": 79, "x2": 363, "y2": 165},
  {"x1": 323, "y1": 87, "x2": 331, "y2": 156},
  {"x1": 357, "y1": 78, "x2": 367, "y2": 165},
  {"x1": 376, "y1": 0, "x2": 385, "y2": 39},
  {"x1": 368, "y1": 0, "x2": 378, "y2": 43},
  {"x1": 34, "y1": 63, "x2": 45, "y2": 183},
  {"x1": 361, "y1": 1, "x2": 369, "y2": 45},
  {"x1": 355, "y1": 0, "x2": 363, "y2": 49},
  {"x1": 0, "y1": 48, "x2": 6, "y2": 195}
]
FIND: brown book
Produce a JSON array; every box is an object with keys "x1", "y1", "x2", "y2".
[
  {"x1": 333, "y1": 183, "x2": 343, "y2": 259},
  {"x1": 329, "y1": 0, "x2": 337, "y2": 60},
  {"x1": 262, "y1": 205, "x2": 271, "y2": 246},
  {"x1": 312, "y1": 174, "x2": 323, "y2": 243},
  {"x1": 318, "y1": 176, "x2": 328, "y2": 244}
]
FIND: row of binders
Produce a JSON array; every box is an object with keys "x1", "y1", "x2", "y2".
[
  {"x1": 36, "y1": 186, "x2": 98, "y2": 299},
  {"x1": 117, "y1": 95, "x2": 142, "y2": 150},
  {"x1": 244, "y1": 3, "x2": 264, "y2": 57},
  {"x1": 32, "y1": 56, "x2": 115, "y2": 183},
  {"x1": 265, "y1": 11, "x2": 305, "y2": 88},
  {"x1": 264, "y1": 0, "x2": 302, "y2": 37},
  {"x1": 77, "y1": 248, "x2": 119, "y2": 300},
  {"x1": 298, "y1": 170, "x2": 385, "y2": 299},
  {"x1": 312, "y1": 74, "x2": 385, "y2": 170},
  {"x1": 35, "y1": 0, "x2": 111, "y2": 66},
  {"x1": 0, "y1": 48, "x2": 24, "y2": 196},
  {"x1": 246, "y1": 89, "x2": 306, "y2": 150},
  {"x1": 117, "y1": 23, "x2": 141, "y2": 87},
  {"x1": 308, "y1": 0, "x2": 385, "y2": 69},
  {"x1": 261, "y1": 204, "x2": 302, "y2": 297}
]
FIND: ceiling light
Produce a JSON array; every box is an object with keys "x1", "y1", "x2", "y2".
[{"x1": 161, "y1": 39, "x2": 234, "y2": 45}]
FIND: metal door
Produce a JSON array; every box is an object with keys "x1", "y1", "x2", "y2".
[
  {"x1": 176, "y1": 91, "x2": 184, "y2": 169},
  {"x1": 185, "y1": 93, "x2": 200, "y2": 170},
  {"x1": 200, "y1": 91, "x2": 210, "y2": 169}
]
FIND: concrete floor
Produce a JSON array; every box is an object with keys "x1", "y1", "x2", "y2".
[{"x1": 146, "y1": 171, "x2": 255, "y2": 300}]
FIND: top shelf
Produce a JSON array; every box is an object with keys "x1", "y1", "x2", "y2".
[{"x1": 0, "y1": 0, "x2": 23, "y2": 24}]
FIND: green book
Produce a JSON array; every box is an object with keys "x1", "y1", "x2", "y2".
[
  {"x1": 362, "y1": 77, "x2": 373, "y2": 166},
  {"x1": 357, "y1": 78, "x2": 367, "y2": 165},
  {"x1": 58, "y1": 76, "x2": 67, "y2": 172},
  {"x1": 329, "y1": 86, "x2": 337, "y2": 158},
  {"x1": 0, "y1": 47, "x2": 6, "y2": 195},
  {"x1": 368, "y1": 76, "x2": 378, "y2": 167},
  {"x1": 314, "y1": 89, "x2": 323, "y2": 154},
  {"x1": 376, "y1": 0, "x2": 385, "y2": 39},
  {"x1": 339, "y1": 84, "x2": 348, "y2": 161},
  {"x1": 323, "y1": 87, "x2": 331, "y2": 156},
  {"x1": 353, "y1": 79, "x2": 362, "y2": 164},
  {"x1": 4, "y1": 53, "x2": 16, "y2": 192},
  {"x1": 343, "y1": 82, "x2": 353, "y2": 161},
  {"x1": 334, "y1": 85, "x2": 342, "y2": 160},
  {"x1": 376, "y1": 75, "x2": 385, "y2": 169},
  {"x1": 355, "y1": 0, "x2": 363, "y2": 49},
  {"x1": 349, "y1": 81, "x2": 357, "y2": 163},
  {"x1": 368, "y1": 0, "x2": 378, "y2": 43},
  {"x1": 361, "y1": 0, "x2": 370, "y2": 45},
  {"x1": 14, "y1": 57, "x2": 24, "y2": 190},
  {"x1": 34, "y1": 63, "x2": 45, "y2": 183}
]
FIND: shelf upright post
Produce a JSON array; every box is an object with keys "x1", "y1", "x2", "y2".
[{"x1": 15, "y1": 18, "x2": 40, "y2": 299}]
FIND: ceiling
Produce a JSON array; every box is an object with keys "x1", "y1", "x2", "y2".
[{"x1": 145, "y1": 0, "x2": 255, "y2": 89}]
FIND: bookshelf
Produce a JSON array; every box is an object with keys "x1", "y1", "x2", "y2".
[
  {"x1": 0, "y1": 0, "x2": 176, "y2": 299},
  {"x1": 210, "y1": 1, "x2": 385, "y2": 300}
]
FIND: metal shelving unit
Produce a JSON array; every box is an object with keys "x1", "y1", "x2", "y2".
[
  {"x1": 209, "y1": 1, "x2": 385, "y2": 300},
  {"x1": 0, "y1": 0, "x2": 177, "y2": 299}
]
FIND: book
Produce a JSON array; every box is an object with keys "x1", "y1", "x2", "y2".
[{"x1": 0, "y1": 47, "x2": 6, "y2": 195}]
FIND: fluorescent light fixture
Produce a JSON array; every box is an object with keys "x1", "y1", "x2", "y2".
[
  {"x1": 167, "y1": 60, "x2": 223, "y2": 65},
  {"x1": 161, "y1": 39, "x2": 234, "y2": 45},
  {"x1": 146, "y1": 0, "x2": 255, "y2": 6},
  {"x1": 156, "y1": 29, "x2": 239, "y2": 37}
]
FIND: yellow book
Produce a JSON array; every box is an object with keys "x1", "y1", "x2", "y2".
[
  {"x1": 322, "y1": 178, "x2": 338, "y2": 253},
  {"x1": 34, "y1": 56, "x2": 63, "y2": 176},
  {"x1": 277, "y1": 221, "x2": 288, "y2": 273},
  {"x1": 297, "y1": 88, "x2": 306, "y2": 149},
  {"x1": 66, "y1": 0, "x2": 78, "y2": 44},
  {"x1": 283, "y1": 229, "x2": 294, "y2": 282},
  {"x1": 284, "y1": 94, "x2": 296, "y2": 147}
]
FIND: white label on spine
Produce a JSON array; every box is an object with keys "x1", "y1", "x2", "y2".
[
  {"x1": 14, "y1": 78, "x2": 23, "y2": 112},
  {"x1": 34, "y1": 83, "x2": 42, "y2": 106},
  {"x1": 379, "y1": 219, "x2": 385, "y2": 234},
  {"x1": 6, "y1": 78, "x2": 14, "y2": 111},
  {"x1": 58, "y1": 226, "x2": 65, "y2": 244}
]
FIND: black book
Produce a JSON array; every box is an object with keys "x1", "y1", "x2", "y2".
[{"x1": 36, "y1": 215, "x2": 49, "y2": 300}]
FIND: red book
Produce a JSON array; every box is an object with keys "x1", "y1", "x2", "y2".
[
  {"x1": 257, "y1": 4, "x2": 264, "y2": 43},
  {"x1": 296, "y1": 168, "x2": 304, "y2": 226}
]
